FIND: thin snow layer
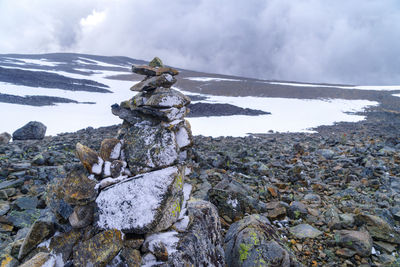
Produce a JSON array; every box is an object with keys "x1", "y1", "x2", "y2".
[
  {"x1": 91, "y1": 157, "x2": 104, "y2": 175},
  {"x1": 185, "y1": 95, "x2": 378, "y2": 137},
  {"x1": 269, "y1": 81, "x2": 400, "y2": 91},
  {"x1": 144, "y1": 231, "x2": 180, "y2": 255},
  {"x1": 176, "y1": 126, "x2": 190, "y2": 149},
  {"x1": 110, "y1": 142, "x2": 121, "y2": 160},
  {"x1": 103, "y1": 161, "x2": 111, "y2": 177},
  {"x1": 42, "y1": 253, "x2": 64, "y2": 267},
  {"x1": 184, "y1": 77, "x2": 241, "y2": 82},
  {"x1": 393, "y1": 94, "x2": 400, "y2": 98},
  {"x1": 159, "y1": 95, "x2": 181, "y2": 107},
  {"x1": 141, "y1": 253, "x2": 164, "y2": 267},
  {"x1": 96, "y1": 166, "x2": 178, "y2": 231},
  {"x1": 174, "y1": 216, "x2": 190, "y2": 232}
]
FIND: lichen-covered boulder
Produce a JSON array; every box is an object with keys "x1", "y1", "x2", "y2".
[
  {"x1": 167, "y1": 200, "x2": 225, "y2": 266},
  {"x1": 49, "y1": 229, "x2": 82, "y2": 262},
  {"x1": 12, "y1": 121, "x2": 46, "y2": 140},
  {"x1": 225, "y1": 214, "x2": 302, "y2": 267},
  {"x1": 132, "y1": 87, "x2": 190, "y2": 109},
  {"x1": 122, "y1": 123, "x2": 179, "y2": 174},
  {"x1": 73, "y1": 229, "x2": 123, "y2": 267},
  {"x1": 96, "y1": 166, "x2": 184, "y2": 234}
]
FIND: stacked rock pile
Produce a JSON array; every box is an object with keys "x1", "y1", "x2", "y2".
[{"x1": 8, "y1": 58, "x2": 224, "y2": 266}]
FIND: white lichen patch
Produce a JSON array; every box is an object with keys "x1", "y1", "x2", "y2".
[{"x1": 96, "y1": 166, "x2": 178, "y2": 232}]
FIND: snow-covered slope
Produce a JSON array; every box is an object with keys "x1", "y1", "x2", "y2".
[{"x1": 0, "y1": 53, "x2": 388, "y2": 137}]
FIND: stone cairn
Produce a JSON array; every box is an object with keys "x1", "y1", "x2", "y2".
[{"x1": 13, "y1": 58, "x2": 224, "y2": 266}]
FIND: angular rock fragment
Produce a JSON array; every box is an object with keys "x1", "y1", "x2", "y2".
[
  {"x1": 132, "y1": 87, "x2": 190, "y2": 108},
  {"x1": 132, "y1": 65, "x2": 179, "y2": 76},
  {"x1": 99, "y1": 138, "x2": 121, "y2": 161},
  {"x1": 335, "y1": 230, "x2": 372, "y2": 257},
  {"x1": 18, "y1": 211, "x2": 55, "y2": 260},
  {"x1": 75, "y1": 143, "x2": 103, "y2": 174},
  {"x1": 19, "y1": 252, "x2": 51, "y2": 267},
  {"x1": 62, "y1": 165, "x2": 97, "y2": 205},
  {"x1": 0, "y1": 132, "x2": 11, "y2": 144},
  {"x1": 73, "y1": 229, "x2": 123, "y2": 267},
  {"x1": 69, "y1": 204, "x2": 94, "y2": 229},
  {"x1": 130, "y1": 74, "x2": 176, "y2": 92}
]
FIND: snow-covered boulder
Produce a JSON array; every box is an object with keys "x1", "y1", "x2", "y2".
[{"x1": 96, "y1": 166, "x2": 185, "y2": 234}]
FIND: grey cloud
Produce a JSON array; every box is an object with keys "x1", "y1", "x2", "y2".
[{"x1": 1, "y1": 0, "x2": 400, "y2": 85}]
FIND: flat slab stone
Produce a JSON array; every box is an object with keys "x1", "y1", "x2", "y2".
[
  {"x1": 96, "y1": 166, "x2": 184, "y2": 234},
  {"x1": 289, "y1": 224, "x2": 322, "y2": 239}
]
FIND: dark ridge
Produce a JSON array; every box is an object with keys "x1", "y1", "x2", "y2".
[
  {"x1": 0, "y1": 67, "x2": 112, "y2": 93},
  {"x1": 0, "y1": 93, "x2": 81, "y2": 106},
  {"x1": 187, "y1": 102, "x2": 270, "y2": 117}
]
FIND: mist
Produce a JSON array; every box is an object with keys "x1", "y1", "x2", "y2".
[{"x1": 1, "y1": 0, "x2": 399, "y2": 85}]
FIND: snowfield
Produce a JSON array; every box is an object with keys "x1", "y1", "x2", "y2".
[{"x1": 0, "y1": 56, "x2": 382, "y2": 137}]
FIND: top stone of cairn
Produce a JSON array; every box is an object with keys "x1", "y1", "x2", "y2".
[{"x1": 132, "y1": 57, "x2": 179, "y2": 77}]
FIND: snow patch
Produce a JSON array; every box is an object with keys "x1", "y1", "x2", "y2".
[
  {"x1": 94, "y1": 175, "x2": 128, "y2": 191},
  {"x1": 92, "y1": 157, "x2": 104, "y2": 175},
  {"x1": 141, "y1": 253, "x2": 164, "y2": 267},
  {"x1": 227, "y1": 197, "x2": 239, "y2": 208},
  {"x1": 269, "y1": 81, "x2": 400, "y2": 91},
  {"x1": 174, "y1": 216, "x2": 189, "y2": 231},
  {"x1": 103, "y1": 161, "x2": 111, "y2": 177},
  {"x1": 176, "y1": 126, "x2": 190, "y2": 149},
  {"x1": 110, "y1": 142, "x2": 121, "y2": 160},
  {"x1": 185, "y1": 77, "x2": 241, "y2": 82},
  {"x1": 144, "y1": 231, "x2": 180, "y2": 255}
]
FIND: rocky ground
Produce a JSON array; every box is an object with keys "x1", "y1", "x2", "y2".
[{"x1": 1, "y1": 104, "x2": 400, "y2": 266}]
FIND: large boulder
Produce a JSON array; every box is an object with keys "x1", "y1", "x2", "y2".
[
  {"x1": 225, "y1": 214, "x2": 302, "y2": 267},
  {"x1": 122, "y1": 122, "x2": 179, "y2": 174},
  {"x1": 12, "y1": 121, "x2": 46, "y2": 140},
  {"x1": 96, "y1": 166, "x2": 184, "y2": 234},
  {"x1": 167, "y1": 200, "x2": 225, "y2": 266}
]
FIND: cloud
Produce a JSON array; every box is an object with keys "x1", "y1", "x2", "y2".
[{"x1": 0, "y1": 0, "x2": 400, "y2": 85}]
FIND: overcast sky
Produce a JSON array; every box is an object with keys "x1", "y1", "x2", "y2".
[{"x1": 0, "y1": 0, "x2": 399, "y2": 85}]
